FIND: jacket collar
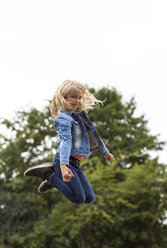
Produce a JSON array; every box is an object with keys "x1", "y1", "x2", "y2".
[
  {"x1": 60, "y1": 108, "x2": 73, "y2": 116},
  {"x1": 60, "y1": 108, "x2": 85, "y2": 116}
]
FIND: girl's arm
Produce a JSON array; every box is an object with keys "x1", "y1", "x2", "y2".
[
  {"x1": 97, "y1": 137, "x2": 109, "y2": 156},
  {"x1": 55, "y1": 114, "x2": 72, "y2": 166},
  {"x1": 55, "y1": 115, "x2": 74, "y2": 181},
  {"x1": 97, "y1": 137, "x2": 115, "y2": 163}
]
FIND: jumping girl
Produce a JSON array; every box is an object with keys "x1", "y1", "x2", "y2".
[{"x1": 24, "y1": 80, "x2": 115, "y2": 204}]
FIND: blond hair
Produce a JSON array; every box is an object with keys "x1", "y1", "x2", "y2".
[{"x1": 50, "y1": 80, "x2": 103, "y2": 119}]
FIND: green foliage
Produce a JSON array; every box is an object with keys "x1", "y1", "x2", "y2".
[
  {"x1": 88, "y1": 87, "x2": 164, "y2": 167},
  {"x1": 0, "y1": 87, "x2": 167, "y2": 248}
]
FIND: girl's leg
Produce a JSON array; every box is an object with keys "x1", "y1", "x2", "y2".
[
  {"x1": 48, "y1": 163, "x2": 86, "y2": 204},
  {"x1": 77, "y1": 167, "x2": 95, "y2": 204}
]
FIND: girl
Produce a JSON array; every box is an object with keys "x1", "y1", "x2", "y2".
[{"x1": 24, "y1": 80, "x2": 115, "y2": 204}]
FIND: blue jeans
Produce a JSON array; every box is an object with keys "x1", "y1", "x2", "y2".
[{"x1": 48, "y1": 156, "x2": 95, "y2": 205}]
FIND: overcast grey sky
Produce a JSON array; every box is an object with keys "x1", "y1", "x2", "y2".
[{"x1": 0, "y1": 0, "x2": 167, "y2": 163}]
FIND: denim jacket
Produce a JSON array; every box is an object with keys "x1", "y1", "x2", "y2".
[{"x1": 53, "y1": 108, "x2": 109, "y2": 166}]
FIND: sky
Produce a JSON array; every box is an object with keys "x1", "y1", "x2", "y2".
[{"x1": 0, "y1": 0, "x2": 167, "y2": 163}]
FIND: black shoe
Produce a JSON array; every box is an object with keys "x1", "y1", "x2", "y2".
[
  {"x1": 24, "y1": 163, "x2": 54, "y2": 180},
  {"x1": 38, "y1": 180, "x2": 53, "y2": 193}
]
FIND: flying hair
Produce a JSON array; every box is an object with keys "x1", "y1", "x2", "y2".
[{"x1": 50, "y1": 80, "x2": 103, "y2": 119}]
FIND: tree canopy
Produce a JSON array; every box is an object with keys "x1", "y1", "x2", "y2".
[{"x1": 0, "y1": 87, "x2": 167, "y2": 248}]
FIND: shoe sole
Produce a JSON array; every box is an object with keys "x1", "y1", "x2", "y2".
[
  {"x1": 24, "y1": 163, "x2": 53, "y2": 177},
  {"x1": 38, "y1": 180, "x2": 47, "y2": 193},
  {"x1": 38, "y1": 180, "x2": 53, "y2": 193}
]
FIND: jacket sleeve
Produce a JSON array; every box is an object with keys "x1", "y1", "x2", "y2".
[
  {"x1": 97, "y1": 137, "x2": 109, "y2": 156},
  {"x1": 55, "y1": 114, "x2": 72, "y2": 166}
]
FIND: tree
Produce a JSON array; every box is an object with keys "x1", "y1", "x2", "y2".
[
  {"x1": 0, "y1": 87, "x2": 166, "y2": 248},
  {"x1": 88, "y1": 87, "x2": 164, "y2": 167},
  {"x1": 0, "y1": 107, "x2": 58, "y2": 247}
]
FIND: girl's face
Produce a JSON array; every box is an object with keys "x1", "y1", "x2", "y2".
[{"x1": 66, "y1": 87, "x2": 83, "y2": 111}]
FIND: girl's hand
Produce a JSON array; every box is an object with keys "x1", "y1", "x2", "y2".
[
  {"x1": 104, "y1": 153, "x2": 115, "y2": 163},
  {"x1": 60, "y1": 164, "x2": 74, "y2": 182}
]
